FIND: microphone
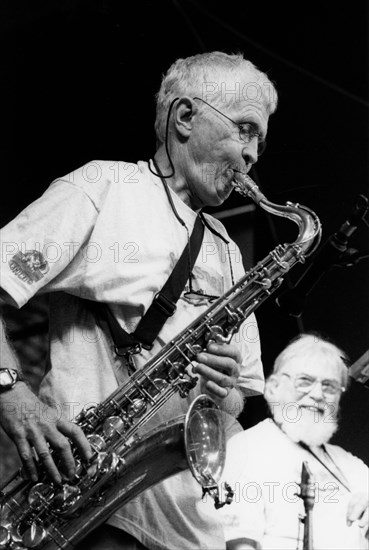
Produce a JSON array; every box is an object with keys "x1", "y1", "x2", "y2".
[
  {"x1": 350, "y1": 349, "x2": 369, "y2": 388},
  {"x1": 276, "y1": 194, "x2": 369, "y2": 317}
]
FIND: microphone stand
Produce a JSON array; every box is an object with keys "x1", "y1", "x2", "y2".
[{"x1": 276, "y1": 194, "x2": 369, "y2": 318}]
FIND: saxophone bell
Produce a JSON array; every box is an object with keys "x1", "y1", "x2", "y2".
[{"x1": 185, "y1": 395, "x2": 233, "y2": 510}]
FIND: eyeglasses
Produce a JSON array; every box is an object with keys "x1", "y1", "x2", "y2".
[
  {"x1": 182, "y1": 260, "x2": 222, "y2": 307},
  {"x1": 193, "y1": 97, "x2": 267, "y2": 156},
  {"x1": 182, "y1": 238, "x2": 234, "y2": 307},
  {"x1": 183, "y1": 284, "x2": 220, "y2": 307},
  {"x1": 281, "y1": 373, "x2": 345, "y2": 397}
]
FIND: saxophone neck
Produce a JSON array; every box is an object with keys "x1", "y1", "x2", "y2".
[
  {"x1": 232, "y1": 171, "x2": 267, "y2": 205},
  {"x1": 232, "y1": 172, "x2": 322, "y2": 257}
]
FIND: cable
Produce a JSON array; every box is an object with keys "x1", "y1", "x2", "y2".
[
  {"x1": 186, "y1": 0, "x2": 369, "y2": 108},
  {"x1": 172, "y1": 0, "x2": 207, "y2": 52}
]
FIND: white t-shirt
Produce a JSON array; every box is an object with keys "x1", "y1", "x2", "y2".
[
  {"x1": 218, "y1": 419, "x2": 369, "y2": 550},
  {"x1": 0, "y1": 159, "x2": 264, "y2": 549}
]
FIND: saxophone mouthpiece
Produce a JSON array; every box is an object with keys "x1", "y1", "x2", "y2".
[{"x1": 232, "y1": 170, "x2": 266, "y2": 205}]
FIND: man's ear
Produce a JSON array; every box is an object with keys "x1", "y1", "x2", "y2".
[
  {"x1": 264, "y1": 374, "x2": 280, "y2": 402},
  {"x1": 172, "y1": 96, "x2": 197, "y2": 138}
]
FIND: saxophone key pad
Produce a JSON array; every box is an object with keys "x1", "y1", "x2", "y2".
[
  {"x1": 97, "y1": 451, "x2": 121, "y2": 474},
  {"x1": 167, "y1": 361, "x2": 184, "y2": 380},
  {"x1": 184, "y1": 343, "x2": 203, "y2": 359},
  {"x1": 9, "y1": 523, "x2": 24, "y2": 545},
  {"x1": 52, "y1": 484, "x2": 81, "y2": 511},
  {"x1": 96, "y1": 451, "x2": 110, "y2": 473},
  {"x1": 152, "y1": 378, "x2": 169, "y2": 392},
  {"x1": 21, "y1": 523, "x2": 47, "y2": 549},
  {"x1": 103, "y1": 416, "x2": 125, "y2": 439},
  {"x1": 27, "y1": 483, "x2": 55, "y2": 509},
  {"x1": 87, "y1": 434, "x2": 106, "y2": 452},
  {"x1": 127, "y1": 398, "x2": 146, "y2": 417},
  {"x1": 109, "y1": 452, "x2": 121, "y2": 473},
  {"x1": 0, "y1": 525, "x2": 11, "y2": 548}
]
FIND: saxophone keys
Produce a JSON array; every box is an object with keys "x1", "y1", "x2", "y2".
[
  {"x1": 27, "y1": 483, "x2": 55, "y2": 509},
  {"x1": 127, "y1": 398, "x2": 147, "y2": 417},
  {"x1": 21, "y1": 522, "x2": 47, "y2": 548},
  {"x1": 98, "y1": 452, "x2": 121, "y2": 474},
  {"x1": 103, "y1": 416, "x2": 126, "y2": 439},
  {"x1": 185, "y1": 343, "x2": 202, "y2": 358},
  {"x1": 259, "y1": 277, "x2": 272, "y2": 289},
  {"x1": 175, "y1": 378, "x2": 197, "y2": 397},
  {"x1": 225, "y1": 306, "x2": 242, "y2": 325},
  {"x1": 84, "y1": 451, "x2": 121, "y2": 478},
  {"x1": 87, "y1": 433, "x2": 106, "y2": 452},
  {"x1": 167, "y1": 361, "x2": 183, "y2": 380},
  {"x1": 52, "y1": 484, "x2": 81, "y2": 511},
  {"x1": 0, "y1": 525, "x2": 11, "y2": 549},
  {"x1": 206, "y1": 325, "x2": 227, "y2": 343},
  {"x1": 152, "y1": 378, "x2": 169, "y2": 392},
  {"x1": 9, "y1": 522, "x2": 24, "y2": 546},
  {"x1": 109, "y1": 452, "x2": 122, "y2": 473},
  {"x1": 96, "y1": 452, "x2": 109, "y2": 472},
  {"x1": 71, "y1": 457, "x2": 84, "y2": 479},
  {"x1": 78, "y1": 403, "x2": 100, "y2": 427},
  {"x1": 279, "y1": 262, "x2": 289, "y2": 272}
]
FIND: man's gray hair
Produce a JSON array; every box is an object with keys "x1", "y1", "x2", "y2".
[
  {"x1": 155, "y1": 51, "x2": 278, "y2": 145},
  {"x1": 272, "y1": 333, "x2": 350, "y2": 389}
]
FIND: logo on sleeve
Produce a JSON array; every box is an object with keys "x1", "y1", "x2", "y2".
[{"x1": 9, "y1": 250, "x2": 49, "y2": 284}]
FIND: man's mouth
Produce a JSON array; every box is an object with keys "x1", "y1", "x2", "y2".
[
  {"x1": 222, "y1": 168, "x2": 238, "y2": 193},
  {"x1": 299, "y1": 405, "x2": 326, "y2": 414},
  {"x1": 230, "y1": 168, "x2": 255, "y2": 194},
  {"x1": 231, "y1": 168, "x2": 245, "y2": 183}
]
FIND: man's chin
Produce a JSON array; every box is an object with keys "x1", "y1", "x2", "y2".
[
  {"x1": 215, "y1": 187, "x2": 233, "y2": 204},
  {"x1": 279, "y1": 410, "x2": 339, "y2": 447}
]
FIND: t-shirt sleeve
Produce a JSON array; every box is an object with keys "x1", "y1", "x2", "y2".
[{"x1": 0, "y1": 175, "x2": 100, "y2": 308}]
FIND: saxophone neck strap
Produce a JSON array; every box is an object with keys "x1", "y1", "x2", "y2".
[{"x1": 92, "y1": 213, "x2": 204, "y2": 358}]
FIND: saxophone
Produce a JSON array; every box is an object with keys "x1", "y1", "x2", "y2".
[{"x1": 0, "y1": 173, "x2": 321, "y2": 550}]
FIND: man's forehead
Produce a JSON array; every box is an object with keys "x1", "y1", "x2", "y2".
[{"x1": 282, "y1": 356, "x2": 341, "y2": 379}]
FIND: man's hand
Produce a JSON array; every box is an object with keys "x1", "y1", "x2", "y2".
[
  {"x1": 194, "y1": 342, "x2": 241, "y2": 399},
  {"x1": 347, "y1": 492, "x2": 369, "y2": 537},
  {"x1": 0, "y1": 382, "x2": 92, "y2": 484}
]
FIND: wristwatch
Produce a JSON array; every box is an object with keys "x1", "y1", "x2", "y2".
[{"x1": 0, "y1": 368, "x2": 24, "y2": 393}]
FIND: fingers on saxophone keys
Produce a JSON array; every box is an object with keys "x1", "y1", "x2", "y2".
[
  {"x1": 16, "y1": 439, "x2": 60, "y2": 485},
  {"x1": 31, "y1": 434, "x2": 75, "y2": 484},
  {"x1": 34, "y1": 446, "x2": 63, "y2": 485},
  {"x1": 17, "y1": 439, "x2": 40, "y2": 483},
  {"x1": 48, "y1": 436, "x2": 78, "y2": 482},
  {"x1": 206, "y1": 342, "x2": 242, "y2": 364},
  {"x1": 193, "y1": 363, "x2": 235, "y2": 400},
  {"x1": 59, "y1": 420, "x2": 93, "y2": 461},
  {"x1": 195, "y1": 353, "x2": 239, "y2": 379}
]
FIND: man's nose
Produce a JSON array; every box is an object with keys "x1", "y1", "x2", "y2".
[
  {"x1": 242, "y1": 138, "x2": 259, "y2": 165},
  {"x1": 308, "y1": 380, "x2": 325, "y2": 401}
]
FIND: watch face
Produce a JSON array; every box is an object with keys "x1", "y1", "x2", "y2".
[{"x1": 0, "y1": 369, "x2": 16, "y2": 389}]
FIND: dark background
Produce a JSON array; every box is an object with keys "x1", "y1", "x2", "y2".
[{"x1": 1, "y1": 0, "x2": 368, "y2": 468}]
